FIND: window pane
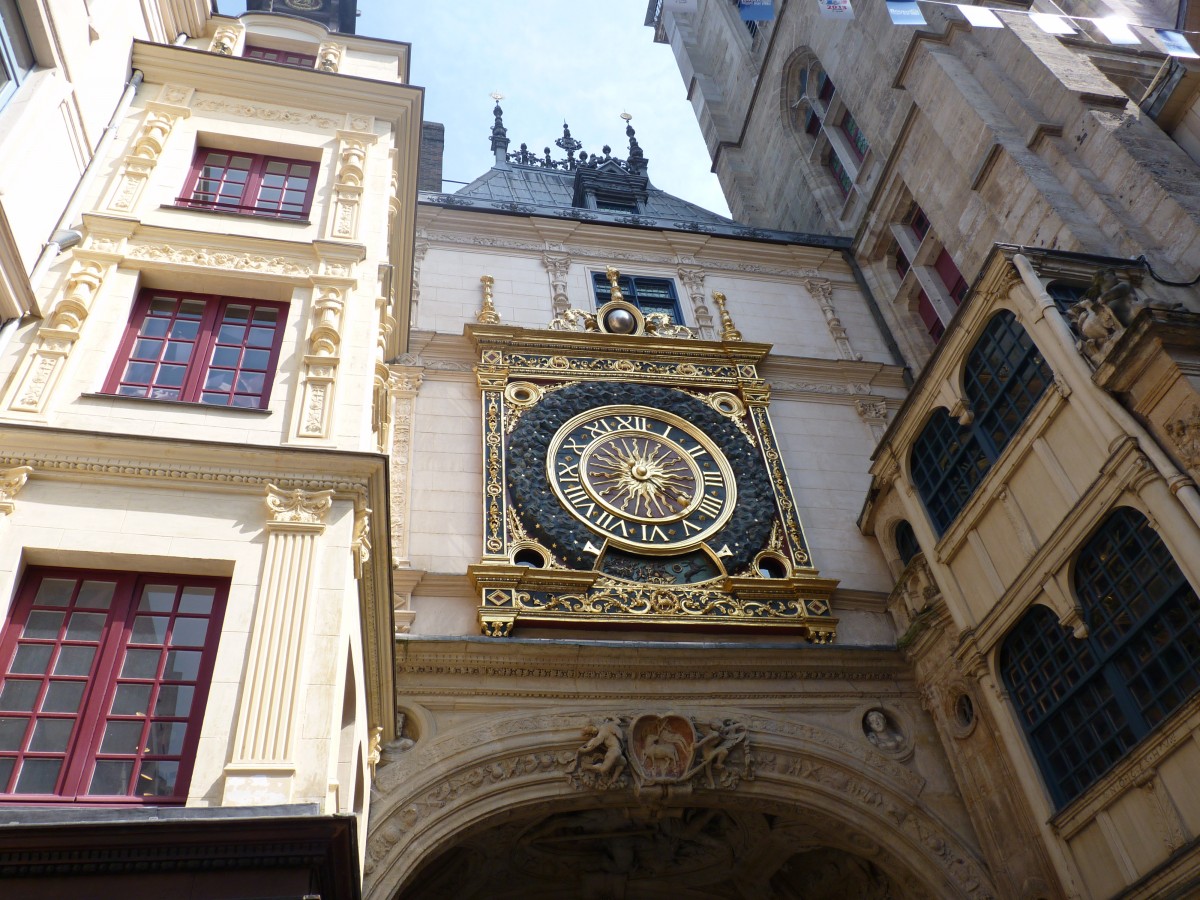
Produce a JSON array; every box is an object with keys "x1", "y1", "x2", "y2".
[
  {"x1": 0, "y1": 0, "x2": 34, "y2": 73},
  {"x1": 178, "y1": 300, "x2": 206, "y2": 319},
  {"x1": 211, "y1": 346, "x2": 241, "y2": 367},
  {"x1": 121, "y1": 649, "x2": 161, "y2": 680},
  {"x1": 162, "y1": 341, "x2": 193, "y2": 363},
  {"x1": 242, "y1": 348, "x2": 270, "y2": 370},
  {"x1": 0, "y1": 716, "x2": 27, "y2": 750},
  {"x1": 139, "y1": 585, "x2": 176, "y2": 613},
  {"x1": 132, "y1": 338, "x2": 163, "y2": 360},
  {"x1": 122, "y1": 361, "x2": 155, "y2": 385},
  {"x1": 11, "y1": 644, "x2": 52, "y2": 674},
  {"x1": 236, "y1": 372, "x2": 264, "y2": 394},
  {"x1": 0, "y1": 679, "x2": 40, "y2": 711},
  {"x1": 252, "y1": 307, "x2": 278, "y2": 325},
  {"x1": 53, "y1": 645, "x2": 96, "y2": 676},
  {"x1": 88, "y1": 760, "x2": 133, "y2": 795},
  {"x1": 180, "y1": 587, "x2": 215, "y2": 615},
  {"x1": 170, "y1": 618, "x2": 209, "y2": 647},
  {"x1": 41, "y1": 681, "x2": 85, "y2": 713},
  {"x1": 14, "y1": 758, "x2": 61, "y2": 793},
  {"x1": 29, "y1": 718, "x2": 75, "y2": 751},
  {"x1": 137, "y1": 759, "x2": 179, "y2": 796},
  {"x1": 132, "y1": 616, "x2": 169, "y2": 644},
  {"x1": 23, "y1": 611, "x2": 64, "y2": 640},
  {"x1": 140, "y1": 317, "x2": 169, "y2": 338},
  {"x1": 101, "y1": 720, "x2": 145, "y2": 754},
  {"x1": 147, "y1": 721, "x2": 187, "y2": 756},
  {"x1": 247, "y1": 327, "x2": 275, "y2": 348},
  {"x1": 65, "y1": 611, "x2": 106, "y2": 641},
  {"x1": 110, "y1": 683, "x2": 152, "y2": 716},
  {"x1": 34, "y1": 579, "x2": 76, "y2": 606},
  {"x1": 164, "y1": 651, "x2": 201, "y2": 682},
  {"x1": 154, "y1": 684, "x2": 195, "y2": 717},
  {"x1": 156, "y1": 364, "x2": 187, "y2": 387},
  {"x1": 168, "y1": 319, "x2": 199, "y2": 340},
  {"x1": 77, "y1": 582, "x2": 115, "y2": 609}
]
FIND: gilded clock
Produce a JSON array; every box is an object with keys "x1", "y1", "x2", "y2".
[{"x1": 508, "y1": 382, "x2": 776, "y2": 580}]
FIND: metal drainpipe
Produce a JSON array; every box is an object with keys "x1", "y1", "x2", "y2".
[
  {"x1": 1013, "y1": 253, "x2": 1200, "y2": 530},
  {"x1": 25, "y1": 69, "x2": 144, "y2": 309}
]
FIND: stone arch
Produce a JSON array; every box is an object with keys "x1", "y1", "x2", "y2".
[{"x1": 365, "y1": 711, "x2": 997, "y2": 898}]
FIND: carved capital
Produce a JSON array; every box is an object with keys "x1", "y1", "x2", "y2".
[
  {"x1": 209, "y1": 23, "x2": 241, "y2": 56},
  {"x1": 265, "y1": 484, "x2": 334, "y2": 527},
  {"x1": 0, "y1": 466, "x2": 33, "y2": 516},
  {"x1": 317, "y1": 41, "x2": 345, "y2": 72}
]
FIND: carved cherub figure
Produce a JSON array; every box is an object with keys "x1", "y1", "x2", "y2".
[{"x1": 572, "y1": 718, "x2": 627, "y2": 783}]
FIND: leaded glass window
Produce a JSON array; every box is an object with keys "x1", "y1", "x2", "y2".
[
  {"x1": 894, "y1": 521, "x2": 920, "y2": 567},
  {"x1": 912, "y1": 312, "x2": 1052, "y2": 534},
  {"x1": 1002, "y1": 509, "x2": 1200, "y2": 806}
]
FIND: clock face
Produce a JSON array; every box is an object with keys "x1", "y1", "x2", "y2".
[
  {"x1": 285, "y1": 0, "x2": 322, "y2": 9},
  {"x1": 548, "y1": 407, "x2": 736, "y2": 553}
]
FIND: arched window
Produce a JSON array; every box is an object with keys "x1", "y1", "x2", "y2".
[
  {"x1": 1001, "y1": 509, "x2": 1200, "y2": 806},
  {"x1": 911, "y1": 312, "x2": 1052, "y2": 535},
  {"x1": 894, "y1": 520, "x2": 920, "y2": 567}
]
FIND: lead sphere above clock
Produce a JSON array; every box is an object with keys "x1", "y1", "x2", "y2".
[{"x1": 604, "y1": 308, "x2": 637, "y2": 334}]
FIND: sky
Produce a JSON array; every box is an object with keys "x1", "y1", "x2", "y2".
[{"x1": 218, "y1": 1, "x2": 733, "y2": 217}]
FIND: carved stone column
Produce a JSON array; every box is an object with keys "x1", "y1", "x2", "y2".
[
  {"x1": 541, "y1": 254, "x2": 571, "y2": 315},
  {"x1": 802, "y1": 278, "x2": 861, "y2": 361},
  {"x1": 224, "y1": 484, "x2": 334, "y2": 805},
  {"x1": 0, "y1": 466, "x2": 33, "y2": 517},
  {"x1": 4, "y1": 252, "x2": 116, "y2": 415},
  {"x1": 387, "y1": 367, "x2": 423, "y2": 565},
  {"x1": 677, "y1": 267, "x2": 716, "y2": 339},
  {"x1": 326, "y1": 121, "x2": 378, "y2": 241},
  {"x1": 411, "y1": 240, "x2": 429, "y2": 330},
  {"x1": 106, "y1": 87, "x2": 192, "y2": 213}
]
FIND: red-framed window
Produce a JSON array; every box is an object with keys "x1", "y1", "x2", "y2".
[
  {"x1": 243, "y1": 44, "x2": 317, "y2": 68},
  {"x1": 894, "y1": 243, "x2": 911, "y2": 280},
  {"x1": 177, "y1": 149, "x2": 317, "y2": 220},
  {"x1": 907, "y1": 203, "x2": 931, "y2": 241},
  {"x1": 827, "y1": 152, "x2": 852, "y2": 197},
  {"x1": 916, "y1": 289, "x2": 945, "y2": 343},
  {"x1": 840, "y1": 111, "x2": 869, "y2": 161},
  {"x1": 0, "y1": 568, "x2": 228, "y2": 804},
  {"x1": 104, "y1": 289, "x2": 287, "y2": 408},
  {"x1": 934, "y1": 248, "x2": 970, "y2": 306}
]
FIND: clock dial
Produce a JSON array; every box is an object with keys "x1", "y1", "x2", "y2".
[
  {"x1": 285, "y1": 0, "x2": 323, "y2": 9},
  {"x1": 549, "y1": 407, "x2": 736, "y2": 553}
]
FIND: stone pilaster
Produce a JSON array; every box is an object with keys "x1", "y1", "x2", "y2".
[
  {"x1": 802, "y1": 277, "x2": 861, "y2": 362},
  {"x1": 677, "y1": 267, "x2": 716, "y2": 339},
  {"x1": 541, "y1": 253, "x2": 571, "y2": 315},
  {"x1": 224, "y1": 484, "x2": 334, "y2": 805},
  {"x1": 326, "y1": 122, "x2": 378, "y2": 241},
  {"x1": 106, "y1": 87, "x2": 192, "y2": 213}
]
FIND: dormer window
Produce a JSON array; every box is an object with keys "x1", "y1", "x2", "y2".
[
  {"x1": 243, "y1": 44, "x2": 317, "y2": 68},
  {"x1": 592, "y1": 191, "x2": 640, "y2": 214}
]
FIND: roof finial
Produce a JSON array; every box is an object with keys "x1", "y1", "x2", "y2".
[
  {"x1": 556, "y1": 122, "x2": 583, "y2": 170},
  {"x1": 622, "y1": 112, "x2": 648, "y2": 176},
  {"x1": 489, "y1": 92, "x2": 509, "y2": 166},
  {"x1": 712, "y1": 291, "x2": 743, "y2": 342}
]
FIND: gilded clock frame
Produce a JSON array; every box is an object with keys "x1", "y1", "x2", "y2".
[{"x1": 466, "y1": 320, "x2": 838, "y2": 642}]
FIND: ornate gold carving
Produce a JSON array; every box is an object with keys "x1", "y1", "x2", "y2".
[
  {"x1": 748, "y1": 405, "x2": 811, "y2": 568},
  {"x1": 0, "y1": 466, "x2": 33, "y2": 516},
  {"x1": 605, "y1": 266, "x2": 626, "y2": 302},
  {"x1": 265, "y1": 483, "x2": 334, "y2": 526},
  {"x1": 712, "y1": 291, "x2": 743, "y2": 342},
  {"x1": 482, "y1": 390, "x2": 507, "y2": 556},
  {"x1": 191, "y1": 97, "x2": 339, "y2": 130},
  {"x1": 546, "y1": 308, "x2": 599, "y2": 332},
  {"x1": 477, "y1": 275, "x2": 501, "y2": 324},
  {"x1": 643, "y1": 313, "x2": 694, "y2": 339}
]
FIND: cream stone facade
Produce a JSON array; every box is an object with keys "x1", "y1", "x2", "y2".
[
  {"x1": 0, "y1": 2, "x2": 421, "y2": 895},
  {"x1": 645, "y1": 0, "x2": 1200, "y2": 898}
]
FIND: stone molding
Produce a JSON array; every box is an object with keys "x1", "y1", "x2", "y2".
[
  {"x1": 106, "y1": 92, "x2": 192, "y2": 214},
  {"x1": 326, "y1": 125, "x2": 379, "y2": 241},
  {"x1": 802, "y1": 277, "x2": 862, "y2": 362},
  {"x1": 190, "y1": 94, "x2": 342, "y2": 131},
  {"x1": 365, "y1": 710, "x2": 994, "y2": 899}
]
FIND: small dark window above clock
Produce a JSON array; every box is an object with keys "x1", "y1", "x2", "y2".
[{"x1": 592, "y1": 273, "x2": 683, "y2": 324}]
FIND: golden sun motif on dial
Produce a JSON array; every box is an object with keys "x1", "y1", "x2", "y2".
[{"x1": 548, "y1": 406, "x2": 737, "y2": 553}]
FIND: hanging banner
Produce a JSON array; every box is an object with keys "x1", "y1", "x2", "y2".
[
  {"x1": 1156, "y1": 29, "x2": 1199, "y2": 57},
  {"x1": 887, "y1": 1, "x2": 927, "y2": 25},
  {"x1": 1030, "y1": 12, "x2": 1076, "y2": 34},
  {"x1": 662, "y1": 0, "x2": 699, "y2": 11},
  {"x1": 1094, "y1": 16, "x2": 1139, "y2": 44},
  {"x1": 957, "y1": 4, "x2": 1002, "y2": 27},
  {"x1": 739, "y1": 0, "x2": 776, "y2": 20},
  {"x1": 817, "y1": 0, "x2": 855, "y2": 20}
]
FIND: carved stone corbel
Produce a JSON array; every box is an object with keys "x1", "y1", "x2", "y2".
[
  {"x1": 352, "y1": 506, "x2": 372, "y2": 578},
  {"x1": 294, "y1": 283, "x2": 347, "y2": 439},
  {"x1": 317, "y1": 41, "x2": 345, "y2": 72},
  {"x1": 1165, "y1": 405, "x2": 1200, "y2": 474},
  {"x1": 327, "y1": 127, "x2": 378, "y2": 241},
  {"x1": 677, "y1": 267, "x2": 715, "y2": 339},
  {"x1": 541, "y1": 254, "x2": 571, "y2": 315},
  {"x1": 0, "y1": 466, "x2": 33, "y2": 517},
  {"x1": 854, "y1": 397, "x2": 889, "y2": 442},
  {"x1": 802, "y1": 277, "x2": 861, "y2": 361},
  {"x1": 5, "y1": 255, "x2": 113, "y2": 415},
  {"x1": 208, "y1": 22, "x2": 242, "y2": 56},
  {"x1": 107, "y1": 98, "x2": 191, "y2": 213}
]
